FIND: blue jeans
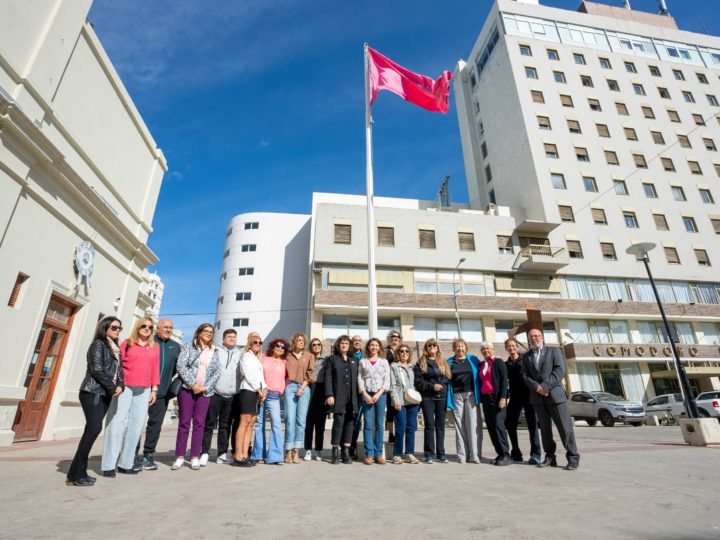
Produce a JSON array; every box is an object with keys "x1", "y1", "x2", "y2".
[
  {"x1": 283, "y1": 382, "x2": 311, "y2": 450},
  {"x1": 102, "y1": 386, "x2": 150, "y2": 470},
  {"x1": 393, "y1": 404, "x2": 419, "y2": 457},
  {"x1": 251, "y1": 391, "x2": 283, "y2": 463},
  {"x1": 361, "y1": 392, "x2": 387, "y2": 458}
]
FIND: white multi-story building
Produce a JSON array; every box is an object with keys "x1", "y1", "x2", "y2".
[
  {"x1": 0, "y1": 2, "x2": 166, "y2": 445},
  {"x1": 214, "y1": 212, "x2": 311, "y2": 343},
  {"x1": 144, "y1": 271, "x2": 164, "y2": 320}
]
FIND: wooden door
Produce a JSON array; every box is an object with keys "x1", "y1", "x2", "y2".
[{"x1": 12, "y1": 296, "x2": 76, "y2": 442}]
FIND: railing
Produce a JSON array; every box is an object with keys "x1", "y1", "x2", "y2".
[{"x1": 519, "y1": 244, "x2": 566, "y2": 258}]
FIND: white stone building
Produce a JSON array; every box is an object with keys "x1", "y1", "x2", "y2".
[{"x1": 0, "y1": 1, "x2": 166, "y2": 445}]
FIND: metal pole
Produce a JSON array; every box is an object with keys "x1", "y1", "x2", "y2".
[
  {"x1": 641, "y1": 255, "x2": 698, "y2": 418},
  {"x1": 364, "y1": 43, "x2": 378, "y2": 339},
  {"x1": 452, "y1": 258, "x2": 464, "y2": 339}
]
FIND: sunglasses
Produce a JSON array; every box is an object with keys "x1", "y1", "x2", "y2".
[
  {"x1": 252, "y1": 340, "x2": 263, "y2": 345},
  {"x1": 140, "y1": 324, "x2": 154, "y2": 330},
  {"x1": 109, "y1": 325, "x2": 123, "y2": 331},
  {"x1": 275, "y1": 344, "x2": 286, "y2": 350},
  {"x1": 311, "y1": 343, "x2": 322, "y2": 347},
  {"x1": 399, "y1": 349, "x2": 410, "y2": 354},
  {"x1": 427, "y1": 344, "x2": 438, "y2": 349}
]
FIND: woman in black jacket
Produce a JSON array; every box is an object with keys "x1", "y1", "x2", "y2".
[
  {"x1": 66, "y1": 317, "x2": 124, "y2": 486},
  {"x1": 324, "y1": 335, "x2": 359, "y2": 465},
  {"x1": 414, "y1": 338, "x2": 451, "y2": 464}
]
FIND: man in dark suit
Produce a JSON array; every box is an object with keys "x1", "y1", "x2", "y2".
[{"x1": 521, "y1": 328, "x2": 580, "y2": 470}]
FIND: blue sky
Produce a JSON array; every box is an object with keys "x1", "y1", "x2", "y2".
[{"x1": 87, "y1": 0, "x2": 718, "y2": 338}]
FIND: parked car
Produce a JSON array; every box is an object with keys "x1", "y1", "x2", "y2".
[
  {"x1": 695, "y1": 391, "x2": 720, "y2": 418},
  {"x1": 569, "y1": 391, "x2": 646, "y2": 427},
  {"x1": 643, "y1": 393, "x2": 687, "y2": 420}
]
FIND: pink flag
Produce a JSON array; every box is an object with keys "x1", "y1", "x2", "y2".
[{"x1": 368, "y1": 47, "x2": 452, "y2": 114}]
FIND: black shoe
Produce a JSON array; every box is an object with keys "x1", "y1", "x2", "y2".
[
  {"x1": 86, "y1": 475, "x2": 96, "y2": 483},
  {"x1": 349, "y1": 446, "x2": 358, "y2": 460},
  {"x1": 496, "y1": 456, "x2": 513, "y2": 466},
  {"x1": 511, "y1": 455, "x2": 524, "y2": 463},
  {"x1": 237, "y1": 458, "x2": 253, "y2": 468},
  {"x1": 492, "y1": 456, "x2": 500, "y2": 465},
  {"x1": 331, "y1": 447, "x2": 340, "y2": 465},
  {"x1": 341, "y1": 447, "x2": 352, "y2": 465},
  {"x1": 141, "y1": 455, "x2": 157, "y2": 471},
  {"x1": 102, "y1": 470, "x2": 116, "y2": 478},
  {"x1": 537, "y1": 457, "x2": 558, "y2": 468},
  {"x1": 72, "y1": 477, "x2": 94, "y2": 487},
  {"x1": 117, "y1": 466, "x2": 139, "y2": 475},
  {"x1": 564, "y1": 462, "x2": 579, "y2": 471},
  {"x1": 388, "y1": 433, "x2": 395, "y2": 443}
]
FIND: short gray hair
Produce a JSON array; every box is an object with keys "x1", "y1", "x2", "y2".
[{"x1": 479, "y1": 341, "x2": 494, "y2": 349}]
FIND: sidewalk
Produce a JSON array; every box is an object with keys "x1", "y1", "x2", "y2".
[{"x1": 1, "y1": 423, "x2": 718, "y2": 539}]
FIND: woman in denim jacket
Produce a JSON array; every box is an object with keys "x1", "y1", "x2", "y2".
[{"x1": 389, "y1": 344, "x2": 420, "y2": 464}]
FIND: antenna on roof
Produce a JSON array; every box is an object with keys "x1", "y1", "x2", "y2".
[
  {"x1": 437, "y1": 176, "x2": 451, "y2": 209},
  {"x1": 658, "y1": 0, "x2": 669, "y2": 16},
  {"x1": 623, "y1": 0, "x2": 631, "y2": 10},
  {"x1": 698, "y1": 17, "x2": 709, "y2": 35}
]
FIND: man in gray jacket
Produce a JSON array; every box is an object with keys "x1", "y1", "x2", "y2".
[{"x1": 200, "y1": 329, "x2": 242, "y2": 465}]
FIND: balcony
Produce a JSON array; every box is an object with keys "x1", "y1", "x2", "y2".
[{"x1": 513, "y1": 244, "x2": 569, "y2": 272}]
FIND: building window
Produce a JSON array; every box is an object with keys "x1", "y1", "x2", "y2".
[
  {"x1": 671, "y1": 186, "x2": 686, "y2": 201},
  {"x1": 667, "y1": 109, "x2": 681, "y2": 123},
  {"x1": 625, "y1": 61, "x2": 637, "y2": 73},
  {"x1": 241, "y1": 244, "x2": 257, "y2": 252},
  {"x1": 220, "y1": 272, "x2": 227, "y2": 281},
  {"x1": 236, "y1": 292, "x2": 252, "y2": 301},
  {"x1": 633, "y1": 153, "x2": 648, "y2": 168},
  {"x1": 643, "y1": 183, "x2": 658, "y2": 198},
  {"x1": 558, "y1": 204, "x2": 575, "y2": 222},
  {"x1": 574, "y1": 53, "x2": 586, "y2": 65},
  {"x1": 226, "y1": 228, "x2": 232, "y2": 237},
  {"x1": 233, "y1": 318, "x2": 249, "y2": 327},
  {"x1": 613, "y1": 179, "x2": 628, "y2": 195},
  {"x1": 673, "y1": 69, "x2": 685, "y2": 81},
  {"x1": 334, "y1": 224, "x2": 351, "y2": 244},
  {"x1": 704, "y1": 138, "x2": 717, "y2": 151},
  {"x1": 642, "y1": 106, "x2": 655, "y2": 119},
  {"x1": 695, "y1": 249, "x2": 711, "y2": 267},
  {"x1": 600, "y1": 242, "x2": 617, "y2": 261},
  {"x1": 547, "y1": 49, "x2": 559, "y2": 61},
  {"x1": 716, "y1": 163, "x2": 720, "y2": 177},
  {"x1": 697, "y1": 73, "x2": 709, "y2": 84},
  {"x1": 519, "y1": 44, "x2": 532, "y2": 56},
  {"x1": 497, "y1": 235, "x2": 513, "y2": 254},
  {"x1": 661, "y1": 157, "x2": 675, "y2": 172},
  {"x1": 712, "y1": 218, "x2": 720, "y2": 235},
  {"x1": 567, "y1": 119, "x2": 581, "y2": 133},
  {"x1": 688, "y1": 161, "x2": 703, "y2": 175},
  {"x1": 531, "y1": 90, "x2": 544, "y2": 103},
  {"x1": 624, "y1": 127, "x2": 638, "y2": 141},
  {"x1": 551, "y1": 173, "x2": 566, "y2": 189},
  {"x1": 458, "y1": 232, "x2": 476, "y2": 251},
  {"x1": 649, "y1": 130, "x2": 664, "y2": 145},
  {"x1": 615, "y1": 102, "x2": 628, "y2": 115},
  {"x1": 692, "y1": 113, "x2": 705, "y2": 126},
  {"x1": 653, "y1": 213, "x2": 669, "y2": 231},
  {"x1": 623, "y1": 211, "x2": 639, "y2": 228},
  {"x1": 575, "y1": 147, "x2": 589, "y2": 162},
  {"x1": 683, "y1": 216, "x2": 699, "y2": 233},
  {"x1": 588, "y1": 98, "x2": 602, "y2": 111},
  {"x1": 525, "y1": 66, "x2": 538, "y2": 79},
  {"x1": 238, "y1": 267, "x2": 255, "y2": 276},
  {"x1": 708, "y1": 95, "x2": 719, "y2": 107},
  {"x1": 217, "y1": 296, "x2": 224, "y2": 305},
  {"x1": 592, "y1": 208, "x2": 607, "y2": 225},
  {"x1": 649, "y1": 65, "x2": 661, "y2": 77},
  {"x1": 599, "y1": 57, "x2": 611, "y2": 69},
  {"x1": 223, "y1": 249, "x2": 230, "y2": 258},
  {"x1": 481, "y1": 142, "x2": 488, "y2": 158},
  {"x1": 607, "y1": 79, "x2": 620, "y2": 92},
  {"x1": 244, "y1": 222, "x2": 259, "y2": 230},
  {"x1": 583, "y1": 176, "x2": 598, "y2": 192},
  {"x1": 544, "y1": 143, "x2": 559, "y2": 159},
  {"x1": 658, "y1": 87, "x2": 671, "y2": 99},
  {"x1": 632, "y1": 83, "x2": 646, "y2": 96},
  {"x1": 7, "y1": 273, "x2": 28, "y2": 308},
  {"x1": 677, "y1": 134, "x2": 691, "y2": 148},
  {"x1": 581, "y1": 75, "x2": 593, "y2": 87},
  {"x1": 419, "y1": 229, "x2": 436, "y2": 249},
  {"x1": 489, "y1": 188, "x2": 496, "y2": 204},
  {"x1": 485, "y1": 164, "x2": 493, "y2": 183},
  {"x1": 596, "y1": 123, "x2": 610, "y2": 137},
  {"x1": 378, "y1": 226, "x2": 395, "y2": 247},
  {"x1": 682, "y1": 91, "x2": 695, "y2": 103},
  {"x1": 699, "y1": 188, "x2": 715, "y2": 204},
  {"x1": 537, "y1": 115, "x2": 551, "y2": 130},
  {"x1": 567, "y1": 240, "x2": 583, "y2": 259},
  {"x1": 664, "y1": 247, "x2": 680, "y2": 265},
  {"x1": 553, "y1": 71, "x2": 566, "y2": 83},
  {"x1": 605, "y1": 151, "x2": 619, "y2": 165},
  {"x1": 560, "y1": 94, "x2": 573, "y2": 107}
]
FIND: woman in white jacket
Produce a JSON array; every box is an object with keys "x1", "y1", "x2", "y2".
[{"x1": 233, "y1": 332, "x2": 267, "y2": 466}]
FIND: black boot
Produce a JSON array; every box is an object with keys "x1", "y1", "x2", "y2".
[
  {"x1": 341, "y1": 447, "x2": 352, "y2": 465},
  {"x1": 331, "y1": 447, "x2": 340, "y2": 465}
]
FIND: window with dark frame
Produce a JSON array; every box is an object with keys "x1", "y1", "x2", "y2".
[
  {"x1": 419, "y1": 229, "x2": 436, "y2": 249},
  {"x1": 566, "y1": 240, "x2": 583, "y2": 259},
  {"x1": 334, "y1": 224, "x2": 352, "y2": 244},
  {"x1": 378, "y1": 226, "x2": 395, "y2": 247},
  {"x1": 458, "y1": 232, "x2": 476, "y2": 251}
]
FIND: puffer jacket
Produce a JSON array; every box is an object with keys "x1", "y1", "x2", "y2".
[
  {"x1": 176, "y1": 344, "x2": 222, "y2": 396},
  {"x1": 79, "y1": 339, "x2": 124, "y2": 396}
]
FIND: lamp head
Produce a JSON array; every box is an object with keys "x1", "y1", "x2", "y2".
[{"x1": 625, "y1": 242, "x2": 656, "y2": 258}]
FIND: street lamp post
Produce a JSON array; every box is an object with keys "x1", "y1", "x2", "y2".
[
  {"x1": 625, "y1": 242, "x2": 698, "y2": 418},
  {"x1": 453, "y1": 257, "x2": 466, "y2": 339}
]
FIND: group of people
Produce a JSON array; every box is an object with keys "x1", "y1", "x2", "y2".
[{"x1": 66, "y1": 317, "x2": 580, "y2": 487}]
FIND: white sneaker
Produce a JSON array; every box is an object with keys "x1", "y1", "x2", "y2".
[
  {"x1": 170, "y1": 458, "x2": 184, "y2": 470},
  {"x1": 314, "y1": 450, "x2": 323, "y2": 461},
  {"x1": 303, "y1": 450, "x2": 312, "y2": 462},
  {"x1": 199, "y1": 453, "x2": 209, "y2": 467},
  {"x1": 190, "y1": 458, "x2": 201, "y2": 470},
  {"x1": 216, "y1": 453, "x2": 228, "y2": 464}
]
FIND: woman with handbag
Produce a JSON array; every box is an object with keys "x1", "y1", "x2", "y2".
[
  {"x1": 447, "y1": 338, "x2": 483, "y2": 464},
  {"x1": 389, "y1": 344, "x2": 420, "y2": 464},
  {"x1": 358, "y1": 338, "x2": 390, "y2": 465},
  {"x1": 413, "y1": 339, "x2": 451, "y2": 464},
  {"x1": 171, "y1": 323, "x2": 221, "y2": 471},
  {"x1": 66, "y1": 317, "x2": 124, "y2": 486}
]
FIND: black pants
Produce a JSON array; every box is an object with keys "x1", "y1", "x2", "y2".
[
  {"x1": 67, "y1": 391, "x2": 111, "y2": 481},
  {"x1": 481, "y1": 394, "x2": 510, "y2": 458},
  {"x1": 229, "y1": 393, "x2": 240, "y2": 454},
  {"x1": 137, "y1": 395, "x2": 170, "y2": 457},
  {"x1": 534, "y1": 399, "x2": 580, "y2": 465},
  {"x1": 420, "y1": 398, "x2": 446, "y2": 458},
  {"x1": 505, "y1": 398, "x2": 541, "y2": 460},
  {"x1": 330, "y1": 401, "x2": 355, "y2": 447},
  {"x1": 201, "y1": 394, "x2": 235, "y2": 455},
  {"x1": 304, "y1": 383, "x2": 328, "y2": 451}
]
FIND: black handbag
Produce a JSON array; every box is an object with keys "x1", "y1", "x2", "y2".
[{"x1": 167, "y1": 376, "x2": 183, "y2": 398}]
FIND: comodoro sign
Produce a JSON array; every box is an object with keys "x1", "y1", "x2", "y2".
[{"x1": 592, "y1": 344, "x2": 699, "y2": 357}]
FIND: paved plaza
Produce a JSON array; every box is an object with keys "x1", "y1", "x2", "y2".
[{"x1": 1, "y1": 422, "x2": 718, "y2": 540}]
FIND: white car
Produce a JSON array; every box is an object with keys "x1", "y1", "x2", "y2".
[
  {"x1": 644, "y1": 393, "x2": 688, "y2": 420},
  {"x1": 569, "y1": 391, "x2": 646, "y2": 427},
  {"x1": 695, "y1": 391, "x2": 720, "y2": 418}
]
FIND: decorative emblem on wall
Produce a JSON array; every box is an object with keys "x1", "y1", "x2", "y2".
[{"x1": 74, "y1": 240, "x2": 95, "y2": 290}]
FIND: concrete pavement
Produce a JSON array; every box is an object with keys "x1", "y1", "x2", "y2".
[{"x1": 1, "y1": 423, "x2": 718, "y2": 539}]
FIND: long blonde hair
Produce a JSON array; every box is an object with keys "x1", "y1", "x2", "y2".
[
  {"x1": 127, "y1": 317, "x2": 156, "y2": 348},
  {"x1": 418, "y1": 338, "x2": 451, "y2": 378},
  {"x1": 243, "y1": 332, "x2": 262, "y2": 358}
]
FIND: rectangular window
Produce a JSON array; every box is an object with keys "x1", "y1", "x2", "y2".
[
  {"x1": 682, "y1": 91, "x2": 695, "y2": 103},
  {"x1": 695, "y1": 249, "x2": 711, "y2": 267},
  {"x1": 226, "y1": 228, "x2": 232, "y2": 237},
  {"x1": 537, "y1": 115, "x2": 551, "y2": 130},
  {"x1": 236, "y1": 292, "x2": 252, "y2": 301},
  {"x1": 581, "y1": 75, "x2": 594, "y2": 87},
  {"x1": 7, "y1": 273, "x2": 28, "y2": 308},
  {"x1": 458, "y1": 232, "x2": 476, "y2": 251},
  {"x1": 481, "y1": 142, "x2": 488, "y2": 158},
  {"x1": 607, "y1": 79, "x2": 620, "y2": 92},
  {"x1": 664, "y1": 247, "x2": 680, "y2": 264},
  {"x1": 683, "y1": 216, "x2": 698, "y2": 232},
  {"x1": 519, "y1": 44, "x2": 532, "y2": 56},
  {"x1": 554, "y1": 71, "x2": 566, "y2": 83},
  {"x1": 708, "y1": 95, "x2": 719, "y2": 106},
  {"x1": 649, "y1": 65, "x2": 661, "y2": 77},
  {"x1": 667, "y1": 109, "x2": 681, "y2": 123},
  {"x1": 643, "y1": 183, "x2": 658, "y2": 198},
  {"x1": 642, "y1": 106, "x2": 655, "y2": 119},
  {"x1": 673, "y1": 69, "x2": 685, "y2": 81},
  {"x1": 567, "y1": 119, "x2": 581, "y2": 133},
  {"x1": 600, "y1": 242, "x2": 617, "y2": 261},
  {"x1": 599, "y1": 57, "x2": 611, "y2": 69},
  {"x1": 544, "y1": 143, "x2": 559, "y2": 158},
  {"x1": 558, "y1": 204, "x2": 575, "y2": 222},
  {"x1": 704, "y1": 138, "x2": 717, "y2": 151},
  {"x1": 531, "y1": 90, "x2": 545, "y2": 103},
  {"x1": 592, "y1": 208, "x2": 607, "y2": 225},
  {"x1": 334, "y1": 224, "x2": 351, "y2": 244},
  {"x1": 661, "y1": 157, "x2": 675, "y2": 172},
  {"x1": 419, "y1": 229, "x2": 436, "y2": 249},
  {"x1": 244, "y1": 222, "x2": 259, "y2": 230},
  {"x1": 613, "y1": 179, "x2": 628, "y2": 194},
  {"x1": 485, "y1": 164, "x2": 493, "y2": 183},
  {"x1": 551, "y1": 173, "x2": 566, "y2": 189},
  {"x1": 716, "y1": 163, "x2": 720, "y2": 177},
  {"x1": 649, "y1": 131, "x2": 664, "y2": 145},
  {"x1": 712, "y1": 218, "x2": 720, "y2": 235},
  {"x1": 241, "y1": 244, "x2": 256, "y2": 252},
  {"x1": 238, "y1": 267, "x2": 255, "y2": 276},
  {"x1": 377, "y1": 226, "x2": 395, "y2": 247},
  {"x1": 697, "y1": 73, "x2": 709, "y2": 84},
  {"x1": 588, "y1": 98, "x2": 602, "y2": 111},
  {"x1": 567, "y1": 240, "x2": 583, "y2": 259},
  {"x1": 688, "y1": 161, "x2": 703, "y2": 175},
  {"x1": 700, "y1": 188, "x2": 715, "y2": 204},
  {"x1": 575, "y1": 147, "x2": 589, "y2": 162},
  {"x1": 497, "y1": 235, "x2": 513, "y2": 254},
  {"x1": 625, "y1": 61, "x2": 637, "y2": 73},
  {"x1": 653, "y1": 213, "x2": 669, "y2": 230},
  {"x1": 220, "y1": 272, "x2": 227, "y2": 281},
  {"x1": 624, "y1": 127, "x2": 637, "y2": 141},
  {"x1": 671, "y1": 186, "x2": 686, "y2": 201},
  {"x1": 658, "y1": 87, "x2": 671, "y2": 99},
  {"x1": 583, "y1": 176, "x2": 598, "y2": 192},
  {"x1": 633, "y1": 83, "x2": 646, "y2": 96},
  {"x1": 525, "y1": 66, "x2": 538, "y2": 79},
  {"x1": 233, "y1": 318, "x2": 249, "y2": 327},
  {"x1": 560, "y1": 94, "x2": 574, "y2": 107},
  {"x1": 605, "y1": 150, "x2": 619, "y2": 165},
  {"x1": 574, "y1": 53, "x2": 586, "y2": 65},
  {"x1": 615, "y1": 102, "x2": 628, "y2": 115},
  {"x1": 547, "y1": 49, "x2": 559, "y2": 61},
  {"x1": 677, "y1": 134, "x2": 691, "y2": 148},
  {"x1": 623, "y1": 211, "x2": 639, "y2": 228},
  {"x1": 693, "y1": 113, "x2": 705, "y2": 126},
  {"x1": 633, "y1": 153, "x2": 648, "y2": 168},
  {"x1": 223, "y1": 249, "x2": 230, "y2": 258},
  {"x1": 596, "y1": 123, "x2": 610, "y2": 137}
]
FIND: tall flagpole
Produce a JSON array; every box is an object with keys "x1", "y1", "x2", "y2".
[{"x1": 364, "y1": 43, "x2": 379, "y2": 338}]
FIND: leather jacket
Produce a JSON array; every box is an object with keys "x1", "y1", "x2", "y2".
[{"x1": 79, "y1": 339, "x2": 124, "y2": 396}]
